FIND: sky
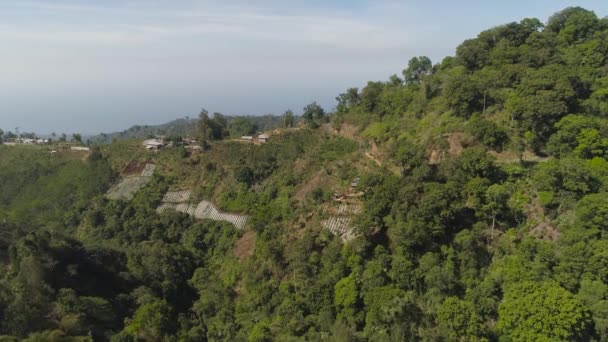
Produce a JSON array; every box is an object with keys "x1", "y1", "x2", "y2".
[{"x1": 0, "y1": 1, "x2": 607, "y2": 135}]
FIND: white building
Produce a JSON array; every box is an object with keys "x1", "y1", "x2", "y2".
[
  {"x1": 143, "y1": 139, "x2": 164, "y2": 151},
  {"x1": 258, "y1": 134, "x2": 269, "y2": 143}
]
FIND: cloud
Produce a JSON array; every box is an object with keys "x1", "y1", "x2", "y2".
[{"x1": 0, "y1": 1, "x2": 418, "y2": 49}]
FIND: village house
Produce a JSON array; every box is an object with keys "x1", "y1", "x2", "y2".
[
  {"x1": 241, "y1": 136, "x2": 253, "y2": 141},
  {"x1": 183, "y1": 137, "x2": 198, "y2": 145},
  {"x1": 143, "y1": 138, "x2": 164, "y2": 151},
  {"x1": 258, "y1": 134, "x2": 269, "y2": 143}
]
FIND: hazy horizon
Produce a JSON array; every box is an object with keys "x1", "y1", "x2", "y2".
[{"x1": 1, "y1": 0, "x2": 607, "y2": 135}]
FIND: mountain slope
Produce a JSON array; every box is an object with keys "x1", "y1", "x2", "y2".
[{"x1": 1, "y1": 7, "x2": 608, "y2": 341}]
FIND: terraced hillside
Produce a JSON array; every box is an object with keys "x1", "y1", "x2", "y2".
[
  {"x1": 106, "y1": 164, "x2": 156, "y2": 200},
  {"x1": 157, "y1": 190, "x2": 248, "y2": 229}
]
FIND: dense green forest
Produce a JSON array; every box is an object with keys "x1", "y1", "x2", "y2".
[{"x1": 2, "y1": 6, "x2": 608, "y2": 341}]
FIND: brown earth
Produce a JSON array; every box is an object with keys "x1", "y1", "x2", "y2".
[
  {"x1": 525, "y1": 192, "x2": 560, "y2": 241},
  {"x1": 529, "y1": 221, "x2": 560, "y2": 242},
  {"x1": 337, "y1": 123, "x2": 360, "y2": 141},
  {"x1": 121, "y1": 161, "x2": 149, "y2": 176},
  {"x1": 365, "y1": 152, "x2": 382, "y2": 167},
  {"x1": 292, "y1": 157, "x2": 310, "y2": 176},
  {"x1": 293, "y1": 170, "x2": 329, "y2": 203},
  {"x1": 490, "y1": 150, "x2": 551, "y2": 163},
  {"x1": 234, "y1": 230, "x2": 256, "y2": 261},
  {"x1": 447, "y1": 132, "x2": 467, "y2": 156},
  {"x1": 428, "y1": 133, "x2": 467, "y2": 164}
]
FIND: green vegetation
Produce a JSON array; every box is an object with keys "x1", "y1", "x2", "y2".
[
  {"x1": 88, "y1": 115, "x2": 297, "y2": 144},
  {"x1": 1, "y1": 6, "x2": 608, "y2": 341}
]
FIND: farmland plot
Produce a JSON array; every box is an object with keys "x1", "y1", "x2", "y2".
[
  {"x1": 322, "y1": 217, "x2": 355, "y2": 241},
  {"x1": 140, "y1": 164, "x2": 156, "y2": 177},
  {"x1": 322, "y1": 202, "x2": 361, "y2": 241},
  {"x1": 193, "y1": 201, "x2": 248, "y2": 230},
  {"x1": 156, "y1": 190, "x2": 248, "y2": 229},
  {"x1": 156, "y1": 202, "x2": 196, "y2": 216},
  {"x1": 106, "y1": 164, "x2": 156, "y2": 200},
  {"x1": 162, "y1": 190, "x2": 191, "y2": 203},
  {"x1": 337, "y1": 203, "x2": 362, "y2": 215}
]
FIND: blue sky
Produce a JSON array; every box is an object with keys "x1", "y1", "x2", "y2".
[{"x1": 1, "y1": 1, "x2": 607, "y2": 135}]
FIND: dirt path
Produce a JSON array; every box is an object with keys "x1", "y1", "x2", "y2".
[
  {"x1": 490, "y1": 150, "x2": 552, "y2": 164},
  {"x1": 365, "y1": 152, "x2": 382, "y2": 167}
]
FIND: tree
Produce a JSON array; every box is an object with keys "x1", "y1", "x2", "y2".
[
  {"x1": 71, "y1": 134, "x2": 82, "y2": 144},
  {"x1": 456, "y1": 38, "x2": 490, "y2": 70},
  {"x1": 392, "y1": 141, "x2": 425, "y2": 176},
  {"x1": 302, "y1": 102, "x2": 325, "y2": 128},
  {"x1": 198, "y1": 109, "x2": 212, "y2": 149},
  {"x1": 59, "y1": 133, "x2": 67, "y2": 142},
  {"x1": 507, "y1": 65, "x2": 576, "y2": 145},
  {"x1": 346, "y1": 87, "x2": 360, "y2": 106},
  {"x1": 228, "y1": 117, "x2": 257, "y2": 137},
  {"x1": 546, "y1": 7, "x2": 599, "y2": 44},
  {"x1": 248, "y1": 320, "x2": 272, "y2": 342},
  {"x1": 481, "y1": 183, "x2": 513, "y2": 239},
  {"x1": 388, "y1": 74, "x2": 402, "y2": 87},
  {"x1": 402, "y1": 56, "x2": 432, "y2": 85},
  {"x1": 468, "y1": 116, "x2": 509, "y2": 150},
  {"x1": 336, "y1": 88, "x2": 360, "y2": 113},
  {"x1": 446, "y1": 146, "x2": 499, "y2": 182},
  {"x1": 534, "y1": 158, "x2": 598, "y2": 198},
  {"x1": 437, "y1": 297, "x2": 487, "y2": 340},
  {"x1": 210, "y1": 112, "x2": 229, "y2": 140},
  {"x1": 235, "y1": 166, "x2": 254, "y2": 186},
  {"x1": 547, "y1": 115, "x2": 603, "y2": 157},
  {"x1": 283, "y1": 110, "x2": 295, "y2": 128},
  {"x1": 334, "y1": 273, "x2": 359, "y2": 320},
  {"x1": 0, "y1": 128, "x2": 4, "y2": 143},
  {"x1": 576, "y1": 193, "x2": 608, "y2": 237},
  {"x1": 585, "y1": 76, "x2": 608, "y2": 116},
  {"x1": 498, "y1": 281, "x2": 592, "y2": 341},
  {"x1": 359, "y1": 81, "x2": 384, "y2": 115},
  {"x1": 444, "y1": 66, "x2": 482, "y2": 118},
  {"x1": 574, "y1": 128, "x2": 608, "y2": 159},
  {"x1": 123, "y1": 300, "x2": 173, "y2": 340}
]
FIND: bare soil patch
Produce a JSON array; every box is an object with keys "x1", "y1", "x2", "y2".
[
  {"x1": 365, "y1": 152, "x2": 382, "y2": 167},
  {"x1": 293, "y1": 170, "x2": 329, "y2": 203},
  {"x1": 529, "y1": 221, "x2": 560, "y2": 241},
  {"x1": 338, "y1": 123, "x2": 359, "y2": 141},
  {"x1": 447, "y1": 132, "x2": 467, "y2": 156},
  {"x1": 122, "y1": 161, "x2": 149, "y2": 176},
  {"x1": 234, "y1": 230, "x2": 256, "y2": 260}
]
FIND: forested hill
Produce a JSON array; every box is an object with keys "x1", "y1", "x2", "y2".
[
  {"x1": 87, "y1": 115, "x2": 290, "y2": 144},
  {"x1": 332, "y1": 6, "x2": 608, "y2": 161},
  {"x1": 1, "y1": 6, "x2": 608, "y2": 341}
]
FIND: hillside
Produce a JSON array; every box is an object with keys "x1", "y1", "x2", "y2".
[
  {"x1": 87, "y1": 115, "x2": 292, "y2": 144},
  {"x1": 1, "y1": 7, "x2": 608, "y2": 341}
]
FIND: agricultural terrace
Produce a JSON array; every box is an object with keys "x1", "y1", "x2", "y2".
[
  {"x1": 106, "y1": 164, "x2": 156, "y2": 200},
  {"x1": 99, "y1": 131, "x2": 380, "y2": 237},
  {"x1": 157, "y1": 190, "x2": 248, "y2": 229}
]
